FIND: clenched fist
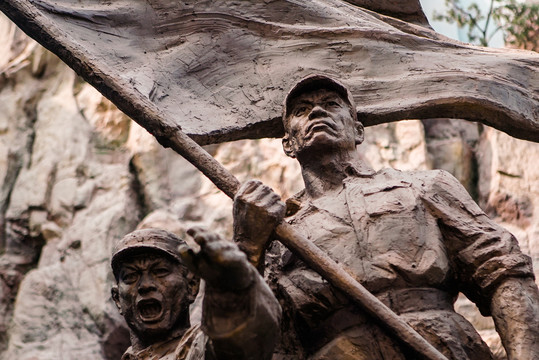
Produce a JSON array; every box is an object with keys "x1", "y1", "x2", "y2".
[
  {"x1": 179, "y1": 227, "x2": 255, "y2": 291},
  {"x1": 233, "y1": 180, "x2": 286, "y2": 269}
]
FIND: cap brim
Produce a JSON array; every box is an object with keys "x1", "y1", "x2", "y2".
[
  {"x1": 111, "y1": 245, "x2": 182, "y2": 279},
  {"x1": 284, "y1": 75, "x2": 352, "y2": 118}
]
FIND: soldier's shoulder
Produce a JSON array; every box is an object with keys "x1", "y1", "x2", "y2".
[
  {"x1": 375, "y1": 168, "x2": 459, "y2": 190},
  {"x1": 373, "y1": 168, "x2": 466, "y2": 193}
]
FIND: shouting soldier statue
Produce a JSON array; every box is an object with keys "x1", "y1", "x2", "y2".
[
  {"x1": 233, "y1": 75, "x2": 539, "y2": 359},
  {"x1": 111, "y1": 227, "x2": 281, "y2": 360}
]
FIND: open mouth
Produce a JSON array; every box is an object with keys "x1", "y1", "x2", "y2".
[{"x1": 137, "y1": 299, "x2": 163, "y2": 322}]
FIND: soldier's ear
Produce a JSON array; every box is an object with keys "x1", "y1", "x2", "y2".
[
  {"x1": 282, "y1": 135, "x2": 296, "y2": 158},
  {"x1": 111, "y1": 286, "x2": 122, "y2": 314},
  {"x1": 355, "y1": 121, "x2": 364, "y2": 145}
]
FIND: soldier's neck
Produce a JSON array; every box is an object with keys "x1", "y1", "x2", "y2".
[{"x1": 298, "y1": 148, "x2": 368, "y2": 199}]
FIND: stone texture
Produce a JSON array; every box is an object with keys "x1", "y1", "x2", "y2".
[
  {"x1": 477, "y1": 127, "x2": 539, "y2": 279},
  {"x1": 359, "y1": 119, "x2": 430, "y2": 172},
  {"x1": 422, "y1": 118, "x2": 480, "y2": 197}
]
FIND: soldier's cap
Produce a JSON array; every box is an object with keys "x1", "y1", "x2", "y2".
[
  {"x1": 111, "y1": 228, "x2": 187, "y2": 280},
  {"x1": 283, "y1": 74, "x2": 357, "y2": 123}
]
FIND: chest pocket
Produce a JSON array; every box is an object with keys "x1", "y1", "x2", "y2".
[{"x1": 363, "y1": 183, "x2": 417, "y2": 217}]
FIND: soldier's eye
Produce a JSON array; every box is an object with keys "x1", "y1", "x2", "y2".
[
  {"x1": 154, "y1": 268, "x2": 170, "y2": 277},
  {"x1": 327, "y1": 101, "x2": 340, "y2": 107},
  {"x1": 122, "y1": 272, "x2": 138, "y2": 284},
  {"x1": 294, "y1": 106, "x2": 309, "y2": 116}
]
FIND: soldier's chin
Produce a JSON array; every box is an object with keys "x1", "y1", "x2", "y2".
[{"x1": 302, "y1": 132, "x2": 341, "y2": 151}]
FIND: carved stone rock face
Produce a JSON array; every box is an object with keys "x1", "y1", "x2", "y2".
[{"x1": 113, "y1": 252, "x2": 194, "y2": 342}]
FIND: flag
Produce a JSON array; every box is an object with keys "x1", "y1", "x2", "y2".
[{"x1": 2, "y1": 0, "x2": 538, "y2": 144}]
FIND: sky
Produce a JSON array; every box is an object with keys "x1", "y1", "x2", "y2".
[{"x1": 419, "y1": 0, "x2": 505, "y2": 47}]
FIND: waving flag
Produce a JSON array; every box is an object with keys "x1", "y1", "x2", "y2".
[{"x1": 1, "y1": 0, "x2": 538, "y2": 144}]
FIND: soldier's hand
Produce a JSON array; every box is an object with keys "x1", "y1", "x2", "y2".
[
  {"x1": 233, "y1": 180, "x2": 286, "y2": 267},
  {"x1": 179, "y1": 227, "x2": 254, "y2": 291}
]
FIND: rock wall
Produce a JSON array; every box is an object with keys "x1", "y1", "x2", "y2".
[{"x1": 0, "y1": 15, "x2": 537, "y2": 360}]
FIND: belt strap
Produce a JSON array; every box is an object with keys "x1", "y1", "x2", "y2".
[{"x1": 375, "y1": 288, "x2": 455, "y2": 315}]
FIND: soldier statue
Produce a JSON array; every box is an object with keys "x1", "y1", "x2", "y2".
[
  {"x1": 233, "y1": 75, "x2": 539, "y2": 360},
  {"x1": 111, "y1": 227, "x2": 281, "y2": 360}
]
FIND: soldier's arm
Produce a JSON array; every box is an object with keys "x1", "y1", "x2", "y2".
[
  {"x1": 491, "y1": 277, "x2": 539, "y2": 359},
  {"x1": 180, "y1": 227, "x2": 281, "y2": 360},
  {"x1": 422, "y1": 170, "x2": 538, "y2": 360},
  {"x1": 202, "y1": 271, "x2": 281, "y2": 360}
]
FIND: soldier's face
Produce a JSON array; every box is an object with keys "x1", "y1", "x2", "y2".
[
  {"x1": 112, "y1": 253, "x2": 193, "y2": 341},
  {"x1": 283, "y1": 89, "x2": 362, "y2": 158}
]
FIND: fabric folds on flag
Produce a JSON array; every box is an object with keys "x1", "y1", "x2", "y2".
[{"x1": 1, "y1": 0, "x2": 538, "y2": 144}]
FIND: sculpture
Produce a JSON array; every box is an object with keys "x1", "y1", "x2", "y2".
[
  {"x1": 111, "y1": 227, "x2": 281, "y2": 360},
  {"x1": 1, "y1": 1, "x2": 538, "y2": 358},
  {"x1": 233, "y1": 75, "x2": 539, "y2": 359}
]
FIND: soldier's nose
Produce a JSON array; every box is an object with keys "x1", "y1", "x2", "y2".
[
  {"x1": 138, "y1": 273, "x2": 157, "y2": 294},
  {"x1": 308, "y1": 105, "x2": 327, "y2": 120}
]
